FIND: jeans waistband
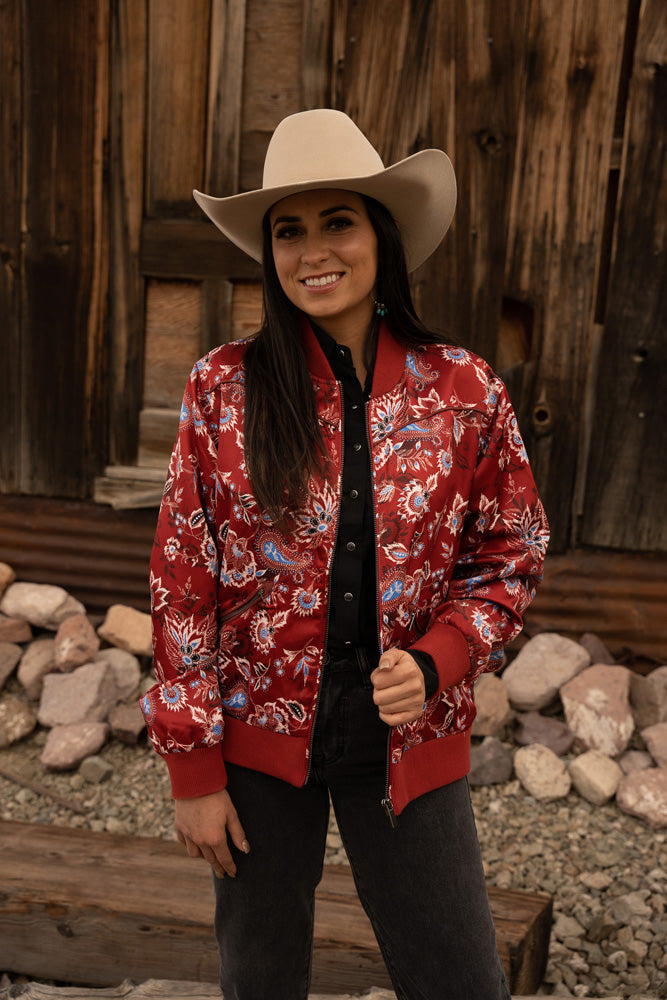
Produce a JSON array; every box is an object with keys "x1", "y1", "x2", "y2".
[{"x1": 323, "y1": 647, "x2": 373, "y2": 675}]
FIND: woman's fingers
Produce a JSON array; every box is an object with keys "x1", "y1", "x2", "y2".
[{"x1": 371, "y1": 649, "x2": 426, "y2": 722}]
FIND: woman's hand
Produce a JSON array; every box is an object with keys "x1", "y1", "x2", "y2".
[
  {"x1": 370, "y1": 648, "x2": 427, "y2": 725},
  {"x1": 174, "y1": 788, "x2": 249, "y2": 879}
]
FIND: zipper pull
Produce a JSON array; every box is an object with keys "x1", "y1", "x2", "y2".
[{"x1": 382, "y1": 797, "x2": 398, "y2": 829}]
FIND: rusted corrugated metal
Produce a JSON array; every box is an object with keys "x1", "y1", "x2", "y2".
[
  {"x1": 524, "y1": 551, "x2": 667, "y2": 665},
  {"x1": 0, "y1": 496, "x2": 156, "y2": 615},
  {"x1": 1, "y1": 497, "x2": 665, "y2": 663}
]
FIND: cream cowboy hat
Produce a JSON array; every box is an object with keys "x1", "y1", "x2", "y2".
[{"x1": 193, "y1": 109, "x2": 456, "y2": 273}]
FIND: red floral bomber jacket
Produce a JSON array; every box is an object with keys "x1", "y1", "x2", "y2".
[{"x1": 142, "y1": 318, "x2": 549, "y2": 817}]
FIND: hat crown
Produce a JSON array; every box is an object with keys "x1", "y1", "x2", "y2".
[{"x1": 262, "y1": 109, "x2": 385, "y2": 190}]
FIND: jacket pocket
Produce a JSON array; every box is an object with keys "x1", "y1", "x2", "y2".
[{"x1": 219, "y1": 578, "x2": 276, "y2": 625}]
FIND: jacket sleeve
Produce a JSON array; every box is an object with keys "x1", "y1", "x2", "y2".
[
  {"x1": 140, "y1": 362, "x2": 228, "y2": 799},
  {"x1": 410, "y1": 381, "x2": 549, "y2": 692}
]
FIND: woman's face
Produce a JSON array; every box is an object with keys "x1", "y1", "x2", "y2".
[{"x1": 269, "y1": 189, "x2": 378, "y2": 337}]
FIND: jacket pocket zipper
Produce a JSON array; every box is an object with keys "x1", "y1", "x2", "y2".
[{"x1": 219, "y1": 578, "x2": 275, "y2": 625}]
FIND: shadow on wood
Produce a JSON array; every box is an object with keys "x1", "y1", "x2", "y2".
[{"x1": 0, "y1": 820, "x2": 551, "y2": 995}]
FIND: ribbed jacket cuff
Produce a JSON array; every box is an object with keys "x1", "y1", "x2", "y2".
[
  {"x1": 164, "y1": 744, "x2": 227, "y2": 799},
  {"x1": 409, "y1": 623, "x2": 471, "y2": 692}
]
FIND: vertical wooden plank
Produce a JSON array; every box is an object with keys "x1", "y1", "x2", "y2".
[
  {"x1": 581, "y1": 0, "x2": 667, "y2": 551},
  {"x1": 418, "y1": 0, "x2": 530, "y2": 365},
  {"x1": 109, "y1": 0, "x2": 148, "y2": 467},
  {"x1": 204, "y1": 0, "x2": 246, "y2": 351},
  {"x1": 146, "y1": 0, "x2": 210, "y2": 215},
  {"x1": 206, "y1": 0, "x2": 247, "y2": 196},
  {"x1": 502, "y1": 0, "x2": 627, "y2": 551},
  {"x1": 302, "y1": 0, "x2": 332, "y2": 109},
  {"x1": 0, "y1": 0, "x2": 23, "y2": 492},
  {"x1": 239, "y1": 0, "x2": 304, "y2": 191},
  {"x1": 20, "y1": 0, "x2": 109, "y2": 497}
]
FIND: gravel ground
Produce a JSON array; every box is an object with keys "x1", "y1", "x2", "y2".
[{"x1": 1, "y1": 720, "x2": 665, "y2": 999}]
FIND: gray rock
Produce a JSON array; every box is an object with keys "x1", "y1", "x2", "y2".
[
  {"x1": 108, "y1": 701, "x2": 146, "y2": 745},
  {"x1": 514, "y1": 743, "x2": 572, "y2": 800},
  {"x1": 471, "y1": 674, "x2": 513, "y2": 736},
  {"x1": 0, "y1": 695, "x2": 37, "y2": 747},
  {"x1": 94, "y1": 647, "x2": 141, "y2": 699},
  {"x1": 616, "y1": 768, "x2": 667, "y2": 829},
  {"x1": 609, "y1": 889, "x2": 652, "y2": 923},
  {"x1": 40, "y1": 722, "x2": 108, "y2": 771},
  {"x1": 0, "y1": 562, "x2": 15, "y2": 597},
  {"x1": 553, "y1": 913, "x2": 585, "y2": 940},
  {"x1": 631, "y1": 666, "x2": 667, "y2": 729},
  {"x1": 0, "y1": 614, "x2": 32, "y2": 643},
  {"x1": 569, "y1": 749, "x2": 623, "y2": 805},
  {"x1": 0, "y1": 582, "x2": 85, "y2": 630},
  {"x1": 619, "y1": 749, "x2": 655, "y2": 775},
  {"x1": 502, "y1": 632, "x2": 590, "y2": 711},
  {"x1": 642, "y1": 722, "x2": 667, "y2": 768},
  {"x1": 16, "y1": 637, "x2": 57, "y2": 700},
  {"x1": 37, "y1": 661, "x2": 119, "y2": 727},
  {"x1": 561, "y1": 664, "x2": 634, "y2": 756},
  {"x1": 97, "y1": 604, "x2": 153, "y2": 657},
  {"x1": 468, "y1": 736, "x2": 513, "y2": 786},
  {"x1": 79, "y1": 754, "x2": 114, "y2": 784},
  {"x1": 587, "y1": 910, "x2": 616, "y2": 942},
  {"x1": 514, "y1": 710, "x2": 574, "y2": 756},
  {"x1": 579, "y1": 632, "x2": 616, "y2": 665},
  {"x1": 0, "y1": 641, "x2": 22, "y2": 691},
  {"x1": 54, "y1": 613, "x2": 100, "y2": 672}
]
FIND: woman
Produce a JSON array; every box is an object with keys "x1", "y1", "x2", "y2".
[{"x1": 143, "y1": 109, "x2": 548, "y2": 1000}]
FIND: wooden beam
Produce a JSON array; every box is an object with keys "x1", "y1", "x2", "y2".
[
  {"x1": 140, "y1": 219, "x2": 262, "y2": 280},
  {"x1": 0, "y1": 0, "x2": 23, "y2": 492},
  {"x1": 19, "y1": 0, "x2": 109, "y2": 497},
  {"x1": 108, "y1": 0, "x2": 148, "y2": 467},
  {"x1": 502, "y1": 0, "x2": 628, "y2": 551},
  {"x1": 0, "y1": 820, "x2": 551, "y2": 996},
  {"x1": 302, "y1": 0, "x2": 332, "y2": 108},
  {"x1": 580, "y1": 0, "x2": 667, "y2": 551}
]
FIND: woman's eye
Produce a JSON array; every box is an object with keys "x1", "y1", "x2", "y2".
[
  {"x1": 327, "y1": 216, "x2": 353, "y2": 232},
  {"x1": 274, "y1": 225, "x2": 301, "y2": 240}
]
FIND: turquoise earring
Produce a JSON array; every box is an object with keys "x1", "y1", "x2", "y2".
[{"x1": 374, "y1": 298, "x2": 388, "y2": 317}]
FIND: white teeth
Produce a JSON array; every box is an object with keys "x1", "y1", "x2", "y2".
[{"x1": 303, "y1": 274, "x2": 341, "y2": 287}]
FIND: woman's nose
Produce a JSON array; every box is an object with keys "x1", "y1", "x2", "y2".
[{"x1": 300, "y1": 233, "x2": 329, "y2": 264}]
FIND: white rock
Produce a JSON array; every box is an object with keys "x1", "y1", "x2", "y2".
[
  {"x1": 569, "y1": 749, "x2": 623, "y2": 805},
  {"x1": 94, "y1": 647, "x2": 141, "y2": 699},
  {"x1": 0, "y1": 582, "x2": 85, "y2": 630},
  {"x1": 0, "y1": 641, "x2": 22, "y2": 691},
  {"x1": 561, "y1": 664, "x2": 634, "y2": 756},
  {"x1": 54, "y1": 613, "x2": 101, "y2": 672},
  {"x1": 37, "y1": 661, "x2": 119, "y2": 727},
  {"x1": 630, "y1": 665, "x2": 667, "y2": 728},
  {"x1": 40, "y1": 722, "x2": 109, "y2": 771},
  {"x1": 0, "y1": 696, "x2": 37, "y2": 747},
  {"x1": 514, "y1": 743, "x2": 572, "y2": 801},
  {"x1": 97, "y1": 604, "x2": 153, "y2": 657},
  {"x1": 471, "y1": 674, "x2": 513, "y2": 736},
  {"x1": 501, "y1": 633, "x2": 590, "y2": 711},
  {"x1": 642, "y1": 722, "x2": 667, "y2": 768},
  {"x1": 616, "y1": 768, "x2": 667, "y2": 829},
  {"x1": 17, "y1": 637, "x2": 57, "y2": 700}
]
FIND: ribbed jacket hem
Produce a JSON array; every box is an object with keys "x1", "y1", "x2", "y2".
[{"x1": 390, "y1": 729, "x2": 471, "y2": 816}]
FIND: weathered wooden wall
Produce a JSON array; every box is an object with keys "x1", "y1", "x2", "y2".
[{"x1": 1, "y1": 0, "x2": 665, "y2": 557}]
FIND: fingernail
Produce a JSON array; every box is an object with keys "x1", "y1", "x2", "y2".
[
  {"x1": 378, "y1": 660, "x2": 391, "y2": 670},
  {"x1": 241, "y1": 840, "x2": 251, "y2": 854}
]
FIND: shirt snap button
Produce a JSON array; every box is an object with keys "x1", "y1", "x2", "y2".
[{"x1": 344, "y1": 592, "x2": 354, "y2": 602}]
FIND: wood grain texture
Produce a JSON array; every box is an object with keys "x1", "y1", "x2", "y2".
[
  {"x1": 0, "y1": 0, "x2": 23, "y2": 491},
  {"x1": 0, "y1": 819, "x2": 550, "y2": 994},
  {"x1": 239, "y1": 0, "x2": 303, "y2": 191},
  {"x1": 109, "y1": 0, "x2": 148, "y2": 467},
  {"x1": 140, "y1": 219, "x2": 262, "y2": 280},
  {"x1": 302, "y1": 0, "x2": 332, "y2": 108},
  {"x1": 206, "y1": 0, "x2": 247, "y2": 196},
  {"x1": 19, "y1": 0, "x2": 109, "y2": 497},
  {"x1": 142, "y1": 280, "x2": 201, "y2": 409},
  {"x1": 145, "y1": 0, "x2": 210, "y2": 214},
  {"x1": 502, "y1": 0, "x2": 628, "y2": 550},
  {"x1": 580, "y1": 0, "x2": 667, "y2": 550}
]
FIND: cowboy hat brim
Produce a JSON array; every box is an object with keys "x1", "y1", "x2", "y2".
[{"x1": 193, "y1": 148, "x2": 456, "y2": 273}]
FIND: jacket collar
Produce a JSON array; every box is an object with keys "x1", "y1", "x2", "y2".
[{"x1": 299, "y1": 312, "x2": 407, "y2": 398}]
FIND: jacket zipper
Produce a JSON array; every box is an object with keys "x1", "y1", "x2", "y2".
[
  {"x1": 219, "y1": 578, "x2": 276, "y2": 625},
  {"x1": 365, "y1": 400, "x2": 398, "y2": 829},
  {"x1": 304, "y1": 381, "x2": 344, "y2": 785}
]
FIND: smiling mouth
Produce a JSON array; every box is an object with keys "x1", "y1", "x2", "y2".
[{"x1": 301, "y1": 273, "x2": 343, "y2": 288}]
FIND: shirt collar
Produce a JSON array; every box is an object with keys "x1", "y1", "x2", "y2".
[{"x1": 299, "y1": 312, "x2": 407, "y2": 397}]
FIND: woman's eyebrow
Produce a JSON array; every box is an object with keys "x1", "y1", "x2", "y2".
[{"x1": 272, "y1": 204, "x2": 358, "y2": 230}]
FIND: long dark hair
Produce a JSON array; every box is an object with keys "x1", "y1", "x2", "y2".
[{"x1": 243, "y1": 195, "x2": 446, "y2": 526}]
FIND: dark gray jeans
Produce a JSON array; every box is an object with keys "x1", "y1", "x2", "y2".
[{"x1": 213, "y1": 651, "x2": 510, "y2": 1000}]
